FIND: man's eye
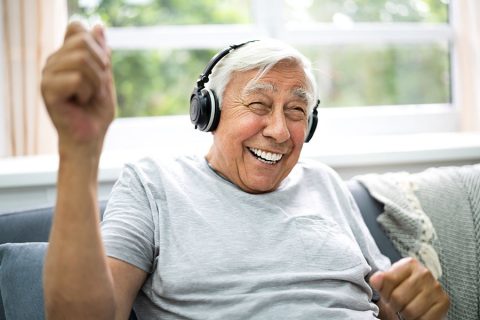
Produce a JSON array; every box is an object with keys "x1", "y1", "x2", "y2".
[
  {"x1": 286, "y1": 107, "x2": 307, "y2": 120},
  {"x1": 248, "y1": 102, "x2": 270, "y2": 114}
]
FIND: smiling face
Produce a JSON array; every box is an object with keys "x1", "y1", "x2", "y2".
[{"x1": 206, "y1": 60, "x2": 310, "y2": 194}]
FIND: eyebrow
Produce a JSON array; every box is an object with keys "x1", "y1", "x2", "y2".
[
  {"x1": 243, "y1": 82, "x2": 276, "y2": 96},
  {"x1": 243, "y1": 82, "x2": 310, "y2": 103},
  {"x1": 291, "y1": 87, "x2": 311, "y2": 104}
]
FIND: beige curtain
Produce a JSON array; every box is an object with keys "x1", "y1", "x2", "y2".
[
  {"x1": 1, "y1": 0, "x2": 67, "y2": 157},
  {"x1": 455, "y1": 0, "x2": 480, "y2": 131}
]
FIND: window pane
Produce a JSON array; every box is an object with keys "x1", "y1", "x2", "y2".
[
  {"x1": 113, "y1": 44, "x2": 450, "y2": 118},
  {"x1": 112, "y1": 49, "x2": 217, "y2": 117},
  {"x1": 285, "y1": 0, "x2": 449, "y2": 24},
  {"x1": 68, "y1": 0, "x2": 251, "y2": 26},
  {"x1": 302, "y1": 42, "x2": 450, "y2": 107},
  {"x1": 66, "y1": 0, "x2": 452, "y2": 116}
]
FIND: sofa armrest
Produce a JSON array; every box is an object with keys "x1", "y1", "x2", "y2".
[
  {"x1": 0, "y1": 208, "x2": 53, "y2": 244},
  {"x1": 0, "y1": 202, "x2": 107, "y2": 245}
]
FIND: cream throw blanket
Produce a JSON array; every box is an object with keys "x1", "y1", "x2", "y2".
[{"x1": 356, "y1": 164, "x2": 480, "y2": 320}]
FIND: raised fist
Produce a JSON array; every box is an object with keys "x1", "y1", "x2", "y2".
[{"x1": 41, "y1": 21, "x2": 116, "y2": 155}]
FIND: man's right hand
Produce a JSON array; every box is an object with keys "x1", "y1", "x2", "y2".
[{"x1": 41, "y1": 21, "x2": 116, "y2": 157}]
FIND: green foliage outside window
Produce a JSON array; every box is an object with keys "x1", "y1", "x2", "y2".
[
  {"x1": 285, "y1": 0, "x2": 448, "y2": 23},
  {"x1": 68, "y1": 0, "x2": 450, "y2": 117},
  {"x1": 306, "y1": 43, "x2": 450, "y2": 108},
  {"x1": 111, "y1": 49, "x2": 217, "y2": 117},
  {"x1": 68, "y1": 0, "x2": 249, "y2": 117},
  {"x1": 69, "y1": 0, "x2": 250, "y2": 26}
]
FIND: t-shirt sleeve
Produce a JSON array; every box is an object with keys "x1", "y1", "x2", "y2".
[{"x1": 101, "y1": 163, "x2": 157, "y2": 273}]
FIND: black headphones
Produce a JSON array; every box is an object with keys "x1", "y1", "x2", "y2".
[{"x1": 190, "y1": 40, "x2": 319, "y2": 143}]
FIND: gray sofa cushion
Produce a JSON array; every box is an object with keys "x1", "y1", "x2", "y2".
[
  {"x1": 0, "y1": 242, "x2": 47, "y2": 320},
  {"x1": 0, "y1": 242, "x2": 138, "y2": 320}
]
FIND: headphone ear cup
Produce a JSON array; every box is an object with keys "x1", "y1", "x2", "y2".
[
  {"x1": 305, "y1": 111, "x2": 318, "y2": 143},
  {"x1": 205, "y1": 89, "x2": 221, "y2": 131},
  {"x1": 190, "y1": 89, "x2": 205, "y2": 130},
  {"x1": 190, "y1": 88, "x2": 220, "y2": 132}
]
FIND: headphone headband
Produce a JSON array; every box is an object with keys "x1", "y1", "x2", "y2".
[{"x1": 195, "y1": 40, "x2": 259, "y2": 90}]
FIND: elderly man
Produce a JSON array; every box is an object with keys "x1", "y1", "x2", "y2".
[{"x1": 41, "y1": 22, "x2": 449, "y2": 319}]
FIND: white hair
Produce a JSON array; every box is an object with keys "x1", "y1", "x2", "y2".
[{"x1": 205, "y1": 39, "x2": 318, "y2": 113}]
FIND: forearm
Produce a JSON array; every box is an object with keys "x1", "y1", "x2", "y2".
[{"x1": 44, "y1": 150, "x2": 115, "y2": 319}]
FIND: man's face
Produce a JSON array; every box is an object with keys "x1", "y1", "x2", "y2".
[{"x1": 206, "y1": 61, "x2": 310, "y2": 194}]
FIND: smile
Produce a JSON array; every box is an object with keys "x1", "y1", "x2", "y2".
[{"x1": 248, "y1": 147, "x2": 283, "y2": 165}]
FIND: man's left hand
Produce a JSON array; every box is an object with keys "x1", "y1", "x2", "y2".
[{"x1": 369, "y1": 257, "x2": 450, "y2": 319}]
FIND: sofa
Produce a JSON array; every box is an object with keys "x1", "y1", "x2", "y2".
[{"x1": 0, "y1": 180, "x2": 424, "y2": 320}]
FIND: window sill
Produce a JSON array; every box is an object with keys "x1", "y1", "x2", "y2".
[{"x1": 1, "y1": 132, "x2": 479, "y2": 189}]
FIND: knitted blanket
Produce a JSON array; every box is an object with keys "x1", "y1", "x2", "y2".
[{"x1": 356, "y1": 164, "x2": 480, "y2": 320}]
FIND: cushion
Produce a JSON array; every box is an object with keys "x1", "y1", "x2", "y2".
[{"x1": 0, "y1": 242, "x2": 47, "y2": 320}]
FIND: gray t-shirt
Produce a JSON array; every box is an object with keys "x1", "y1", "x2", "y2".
[{"x1": 102, "y1": 155, "x2": 390, "y2": 319}]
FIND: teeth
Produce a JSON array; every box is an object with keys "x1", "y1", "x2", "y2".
[{"x1": 249, "y1": 148, "x2": 283, "y2": 163}]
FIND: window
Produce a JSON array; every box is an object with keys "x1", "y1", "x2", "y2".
[
  {"x1": 67, "y1": 0, "x2": 456, "y2": 150},
  {"x1": 69, "y1": 0, "x2": 252, "y2": 117}
]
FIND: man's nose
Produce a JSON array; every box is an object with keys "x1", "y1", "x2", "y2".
[{"x1": 263, "y1": 108, "x2": 290, "y2": 143}]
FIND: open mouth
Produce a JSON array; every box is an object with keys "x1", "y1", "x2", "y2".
[{"x1": 247, "y1": 147, "x2": 283, "y2": 165}]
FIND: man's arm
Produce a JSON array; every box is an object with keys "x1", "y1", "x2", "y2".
[
  {"x1": 370, "y1": 257, "x2": 450, "y2": 320},
  {"x1": 41, "y1": 22, "x2": 146, "y2": 319}
]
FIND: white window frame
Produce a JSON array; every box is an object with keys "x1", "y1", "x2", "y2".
[{"x1": 0, "y1": 0, "x2": 464, "y2": 157}]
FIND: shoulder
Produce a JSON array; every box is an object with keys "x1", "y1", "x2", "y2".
[
  {"x1": 115, "y1": 154, "x2": 206, "y2": 190},
  {"x1": 125, "y1": 154, "x2": 205, "y2": 177},
  {"x1": 294, "y1": 158, "x2": 342, "y2": 183},
  {"x1": 296, "y1": 158, "x2": 335, "y2": 172},
  {"x1": 290, "y1": 158, "x2": 351, "y2": 200}
]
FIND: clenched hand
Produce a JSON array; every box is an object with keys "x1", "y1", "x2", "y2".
[
  {"x1": 41, "y1": 21, "x2": 116, "y2": 157},
  {"x1": 370, "y1": 257, "x2": 450, "y2": 320}
]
